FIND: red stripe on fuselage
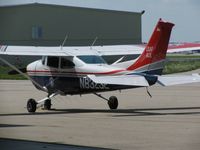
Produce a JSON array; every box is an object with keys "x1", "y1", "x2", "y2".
[{"x1": 27, "y1": 69, "x2": 125, "y2": 75}]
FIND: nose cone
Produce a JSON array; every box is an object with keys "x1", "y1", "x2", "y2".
[
  {"x1": 27, "y1": 61, "x2": 36, "y2": 71},
  {"x1": 26, "y1": 60, "x2": 40, "y2": 75}
]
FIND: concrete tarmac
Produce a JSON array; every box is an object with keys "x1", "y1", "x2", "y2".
[{"x1": 1, "y1": 75, "x2": 200, "y2": 149}]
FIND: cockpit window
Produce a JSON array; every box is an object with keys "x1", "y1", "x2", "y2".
[
  {"x1": 47, "y1": 56, "x2": 59, "y2": 68},
  {"x1": 42, "y1": 56, "x2": 46, "y2": 65},
  {"x1": 77, "y1": 55, "x2": 106, "y2": 64},
  {"x1": 60, "y1": 57, "x2": 75, "y2": 68}
]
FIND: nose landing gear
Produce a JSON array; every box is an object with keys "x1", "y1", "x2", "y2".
[
  {"x1": 27, "y1": 98, "x2": 52, "y2": 113},
  {"x1": 26, "y1": 93, "x2": 57, "y2": 113}
]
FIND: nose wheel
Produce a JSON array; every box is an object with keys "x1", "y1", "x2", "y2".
[{"x1": 27, "y1": 98, "x2": 37, "y2": 113}]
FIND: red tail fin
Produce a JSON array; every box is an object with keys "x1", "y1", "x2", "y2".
[{"x1": 127, "y1": 19, "x2": 174, "y2": 74}]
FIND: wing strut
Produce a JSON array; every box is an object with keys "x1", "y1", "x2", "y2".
[{"x1": 94, "y1": 93, "x2": 109, "y2": 101}]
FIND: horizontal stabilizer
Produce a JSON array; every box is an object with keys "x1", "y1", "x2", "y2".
[
  {"x1": 88, "y1": 75, "x2": 149, "y2": 87},
  {"x1": 157, "y1": 74, "x2": 200, "y2": 86}
]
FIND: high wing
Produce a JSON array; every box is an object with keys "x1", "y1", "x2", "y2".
[
  {"x1": 88, "y1": 74, "x2": 200, "y2": 87},
  {"x1": 0, "y1": 45, "x2": 144, "y2": 56},
  {"x1": 88, "y1": 74, "x2": 149, "y2": 86}
]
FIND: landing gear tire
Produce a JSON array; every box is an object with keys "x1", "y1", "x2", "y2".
[
  {"x1": 44, "y1": 99, "x2": 51, "y2": 110},
  {"x1": 27, "y1": 98, "x2": 37, "y2": 113},
  {"x1": 108, "y1": 96, "x2": 118, "y2": 110}
]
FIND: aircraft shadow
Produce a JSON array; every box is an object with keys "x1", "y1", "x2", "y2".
[
  {"x1": 1, "y1": 107, "x2": 200, "y2": 117},
  {"x1": 0, "y1": 124, "x2": 33, "y2": 128},
  {"x1": 0, "y1": 138, "x2": 113, "y2": 150}
]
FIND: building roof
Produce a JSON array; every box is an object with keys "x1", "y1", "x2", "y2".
[{"x1": 0, "y1": 0, "x2": 142, "y2": 14}]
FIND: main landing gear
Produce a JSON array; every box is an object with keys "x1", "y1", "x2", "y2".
[
  {"x1": 26, "y1": 93, "x2": 57, "y2": 113},
  {"x1": 108, "y1": 96, "x2": 118, "y2": 109},
  {"x1": 94, "y1": 93, "x2": 118, "y2": 110}
]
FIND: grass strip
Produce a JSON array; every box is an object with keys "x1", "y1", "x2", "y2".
[
  {"x1": 0, "y1": 66, "x2": 26, "y2": 80},
  {"x1": 163, "y1": 60, "x2": 200, "y2": 74}
]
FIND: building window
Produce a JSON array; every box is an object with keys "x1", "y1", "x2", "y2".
[{"x1": 32, "y1": 26, "x2": 42, "y2": 39}]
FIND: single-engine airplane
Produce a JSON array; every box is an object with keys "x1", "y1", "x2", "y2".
[{"x1": 1, "y1": 19, "x2": 200, "y2": 113}]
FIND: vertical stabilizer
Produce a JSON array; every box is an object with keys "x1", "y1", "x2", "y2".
[{"x1": 127, "y1": 19, "x2": 174, "y2": 75}]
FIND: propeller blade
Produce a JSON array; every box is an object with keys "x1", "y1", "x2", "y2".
[{"x1": 8, "y1": 68, "x2": 27, "y2": 75}]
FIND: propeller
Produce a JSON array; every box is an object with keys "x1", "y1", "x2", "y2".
[{"x1": 8, "y1": 67, "x2": 27, "y2": 75}]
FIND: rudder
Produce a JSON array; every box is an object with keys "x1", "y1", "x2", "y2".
[{"x1": 127, "y1": 19, "x2": 174, "y2": 75}]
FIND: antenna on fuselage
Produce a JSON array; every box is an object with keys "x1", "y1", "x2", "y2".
[
  {"x1": 90, "y1": 36, "x2": 98, "y2": 49},
  {"x1": 61, "y1": 34, "x2": 68, "y2": 50}
]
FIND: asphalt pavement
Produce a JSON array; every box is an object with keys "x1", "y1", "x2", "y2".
[{"x1": 1, "y1": 72, "x2": 200, "y2": 149}]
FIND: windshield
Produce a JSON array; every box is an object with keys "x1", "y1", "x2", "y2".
[{"x1": 77, "y1": 55, "x2": 106, "y2": 64}]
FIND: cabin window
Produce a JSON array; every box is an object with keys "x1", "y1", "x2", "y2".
[
  {"x1": 60, "y1": 57, "x2": 75, "y2": 68},
  {"x1": 77, "y1": 55, "x2": 106, "y2": 64},
  {"x1": 47, "y1": 56, "x2": 59, "y2": 68}
]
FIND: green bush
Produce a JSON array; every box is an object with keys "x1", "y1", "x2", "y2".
[
  {"x1": 0, "y1": 66, "x2": 26, "y2": 80},
  {"x1": 163, "y1": 61, "x2": 200, "y2": 74}
]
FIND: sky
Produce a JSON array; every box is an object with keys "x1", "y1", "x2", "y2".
[{"x1": 1, "y1": 0, "x2": 200, "y2": 42}]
